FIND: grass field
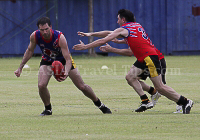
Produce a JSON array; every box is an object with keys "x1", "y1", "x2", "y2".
[{"x1": 0, "y1": 55, "x2": 200, "y2": 140}]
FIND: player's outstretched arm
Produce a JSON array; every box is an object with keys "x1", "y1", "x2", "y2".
[
  {"x1": 73, "y1": 28, "x2": 128, "y2": 50},
  {"x1": 100, "y1": 43, "x2": 133, "y2": 56},
  {"x1": 77, "y1": 30, "x2": 113, "y2": 38},
  {"x1": 14, "y1": 32, "x2": 36, "y2": 77}
]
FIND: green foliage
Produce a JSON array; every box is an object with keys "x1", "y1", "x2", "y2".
[{"x1": 0, "y1": 56, "x2": 200, "y2": 140}]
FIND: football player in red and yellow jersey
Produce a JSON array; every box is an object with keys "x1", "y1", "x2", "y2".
[{"x1": 73, "y1": 9, "x2": 193, "y2": 114}]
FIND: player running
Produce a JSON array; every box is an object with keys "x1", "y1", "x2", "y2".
[{"x1": 73, "y1": 9, "x2": 193, "y2": 114}]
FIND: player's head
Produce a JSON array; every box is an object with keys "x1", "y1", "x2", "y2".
[
  {"x1": 37, "y1": 17, "x2": 51, "y2": 28},
  {"x1": 37, "y1": 17, "x2": 52, "y2": 39},
  {"x1": 117, "y1": 9, "x2": 136, "y2": 26}
]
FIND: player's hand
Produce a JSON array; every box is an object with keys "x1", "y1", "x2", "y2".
[
  {"x1": 72, "y1": 40, "x2": 86, "y2": 50},
  {"x1": 57, "y1": 70, "x2": 68, "y2": 82},
  {"x1": 111, "y1": 38, "x2": 120, "y2": 43},
  {"x1": 77, "y1": 31, "x2": 91, "y2": 37},
  {"x1": 14, "y1": 68, "x2": 22, "y2": 77},
  {"x1": 99, "y1": 43, "x2": 112, "y2": 52},
  {"x1": 57, "y1": 75, "x2": 68, "y2": 82}
]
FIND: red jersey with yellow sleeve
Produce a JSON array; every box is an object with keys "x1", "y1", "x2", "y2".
[{"x1": 121, "y1": 22, "x2": 158, "y2": 62}]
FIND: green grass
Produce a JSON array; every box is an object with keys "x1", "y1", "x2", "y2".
[{"x1": 0, "y1": 55, "x2": 200, "y2": 140}]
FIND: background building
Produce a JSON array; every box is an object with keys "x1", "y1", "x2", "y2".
[{"x1": 0, "y1": 0, "x2": 200, "y2": 57}]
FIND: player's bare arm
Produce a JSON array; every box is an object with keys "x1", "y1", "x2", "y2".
[
  {"x1": 14, "y1": 32, "x2": 36, "y2": 77},
  {"x1": 73, "y1": 28, "x2": 128, "y2": 50},
  {"x1": 58, "y1": 34, "x2": 72, "y2": 81},
  {"x1": 100, "y1": 43, "x2": 133, "y2": 56},
  {"x1": 77, "y1": 31, "x2": 92, "y2": 37},
  {"x1": 78, "y1": 30, "x2": 113, "y2": 38}
]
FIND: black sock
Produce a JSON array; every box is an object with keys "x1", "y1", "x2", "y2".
[
  {"x1": 148, "y1": 86, "x2": 155, "y2": 95},
  {"x1": 140, "y1": 94, "x2": 149, "y2": 104},
  {"x1": 45, "y1": 104, "x2": 52, "y2": 111},
  {"x1": 93, "y1": 98, "x2": 102, "y2": 107},
  {"x1": 177, "y1": 96, "x2": 188, "y2": 105}
]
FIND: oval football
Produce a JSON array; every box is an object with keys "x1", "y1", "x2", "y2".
[{"x1": 52, "y1": 61, "x2": 64, "y2": 80}]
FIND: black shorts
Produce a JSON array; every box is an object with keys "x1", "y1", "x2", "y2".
[
  {"x1": 137, "y1": 58, "x2": 166, "y2": 84},
  {"x1": 40, "y1": 58, "x2": 76, "y2": 70},
  {"x1": 134, "y1": 55, "x2": 162, "y2": 80}
]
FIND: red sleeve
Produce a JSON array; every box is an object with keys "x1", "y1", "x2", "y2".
[
  {"x1": 34, "y1": 30, "x2": 38, "y2": 44},
  {"x1": 57, "y1": 32, "x2": 62, "y2": 48}
]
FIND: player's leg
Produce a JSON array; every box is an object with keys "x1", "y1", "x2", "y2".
[
  {"x1": 137, "y1": 71, "x2": 152, "y2": 92},
  {"x1": 141, "y1": 58, "x2": 166, "y2": 107},
  {"x1": 68, "y1": 68, "x2": 111, "y2": 114},
  {"x1": 147, "y1": 56, "x2": 193, "y2": 114},
  {"x1": 38, "y1": 65, "x2": 53, "y2": 116},
  {"x1": 126, "y1": 64, "x2": 153, "y2": 112},
  {"x1": 139, "y1": 80, "x2": 161, "y2": 106},
  {"x1": 161, "y1": 58, "x2": 182, "y2": 113},
  {"x1": 138, "y1": 72, "x2": 158, "y2": 96},
  {"x1": 139, "y1": 80, "x2": 152, "y2": 92},
  {"x1": 150, "y1": 75, "x2": 193, "y2": 114},
  {"x1": 137, "y1": 58, "x2": 167, "y2": 106},
  {"x1": 126, "y1": 65, "x2": 144, "y2": 96},
  {"x1": 145, "y1": 55, "x2": 180, "y2": 101},
  {"x1": 68, "y1": 68, "x2": 97, "y2": 100},
  {"x1": 150, "y1": 75, "x2": 180, "y2": 101},
  {"x1": 157, "y1": 58, "x2": 183, "y2": 112}
]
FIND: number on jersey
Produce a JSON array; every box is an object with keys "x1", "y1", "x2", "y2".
[{"x1": 138, "y1": 28, "x2": 148, "y2": 39}]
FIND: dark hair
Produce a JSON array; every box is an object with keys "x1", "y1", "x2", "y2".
[
  {"x1": 37, "y1": 17, "x2": 51, "y2": 28},
  {"x1": 118, "y1": 9, "x2": 136, "y2": 22}
]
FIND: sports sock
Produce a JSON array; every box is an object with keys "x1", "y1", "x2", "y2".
[
  {"x1": 93, "y1": 98, "x2": 102, "y2": 107},
  {"x1": 140, "y1": 94, "x2": 149, "y2": 104},
  {"x1": 148, "y1": 86, "x2": 155, "y2": 95},
  {"x1": 177, "y1": 96, "x2": 188, "y2": 105},
  {"x1": 45, "y1": 104, "x2": 52, "y2": 111}
]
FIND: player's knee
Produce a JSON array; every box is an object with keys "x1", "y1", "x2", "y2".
[
  {"x1": 38, "y1": 83, "x2": 47, "y2": 90},
  {"x1": 125, "y1": 75, "x2": 130, "y2": 82},
  {"x1": 125, "y1": 74, "x2": 136, "y2": 83}
]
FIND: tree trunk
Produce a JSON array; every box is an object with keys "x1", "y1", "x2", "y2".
[{"x1": 88, "y1": 0, "x2": 96, "y2": 56}]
